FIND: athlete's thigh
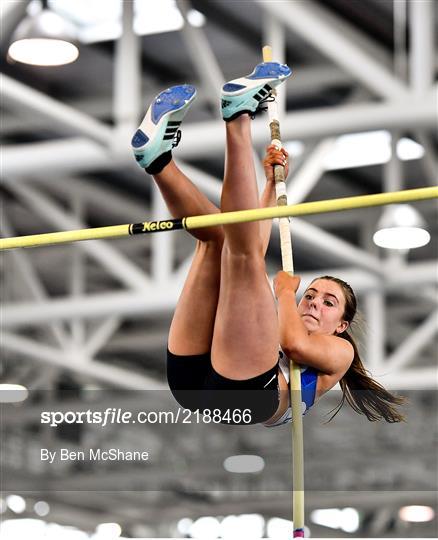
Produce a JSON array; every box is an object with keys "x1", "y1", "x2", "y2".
[
  {"x1": 211, "y1": 249, "x2": 279, "y2": 380},
  {"x1": 168, "y1": 240, "x2": 222, "y2": 356}
]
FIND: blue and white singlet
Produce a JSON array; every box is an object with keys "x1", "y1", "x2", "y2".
[{"x1": 265, "y1": 351, "x2": 318, "y2": 427}]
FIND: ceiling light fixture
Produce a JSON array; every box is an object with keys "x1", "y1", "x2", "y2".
[
  {"x1": 8, "y1": 2, "x2": 79, "y2": 66},
  {"x1": 95, "y1": 522, "x2": 122, "y2": 538},
  {"x1": 323, "y1": 130, "x2": 425, "y2": 170},
  {"x1": 399, "y1": 505, "x2": 435, "y2": 523},
  {"x1": 6, "y1": 495, "x2": 26, "y2": 514},
  {"x1": 189, "y1": 516, "x2": 221, "y2": 539},
  {"x1": 220, "y1": 514, "x2": 265, "y2": 539},
  {"x1": 266, "y1": 517, "x2": 294, "y2": 539},
  {"x1": 223, "y1": 454, "x2": 265, "y2": 473},
  {"x1": 33, "y1": 501, "x2": 50, "y2": 517},
  {"x1": 373, "y1": 204, "x2": 430, "y2": 250},
  {"x1": 310, "y1": 507, "x2": 360, "y2": 533},
  {"x1": 0, "y1": 384, "x2": 29, "y2": 403}
]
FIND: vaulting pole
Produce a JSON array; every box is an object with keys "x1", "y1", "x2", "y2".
[
  {"x1": 262, "y1": 45, "x2": 305, "y2": 538},
  {"x1": 1, "y1": 188, "x2": 436, "y2": 250}
]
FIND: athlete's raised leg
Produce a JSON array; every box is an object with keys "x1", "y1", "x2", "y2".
[
  {"x1": 211, "y1": 63, "x2": 291, "y2": 380},
  {"x1": 132, "y1": 85, "x2": 223, "y2": 356}
]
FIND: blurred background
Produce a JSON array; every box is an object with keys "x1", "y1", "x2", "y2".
[{"x1": 0, "y1": 0, "x2": 437, "y2": 538}]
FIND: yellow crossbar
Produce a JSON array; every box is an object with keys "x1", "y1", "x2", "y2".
[{"x1": 1, "y1": 187, "x2": 436, "y2": 250}]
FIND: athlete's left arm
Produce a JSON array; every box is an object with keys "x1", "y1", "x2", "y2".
[{"x1": 260, "y1": 145, "x2": 289, "y2": 256}]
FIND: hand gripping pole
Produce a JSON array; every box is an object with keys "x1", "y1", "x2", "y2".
[{"x1": 262, "y1": 45, "x2": 305, "y2": 539}]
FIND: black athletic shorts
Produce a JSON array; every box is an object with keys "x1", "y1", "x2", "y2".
[{"x1": 166, "y1": 349, "x2": 280, "y2": 425}]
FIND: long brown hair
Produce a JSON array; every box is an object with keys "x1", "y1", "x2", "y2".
[{"x1": 314, "y1": 276, "x2": 406, "y2": 423}]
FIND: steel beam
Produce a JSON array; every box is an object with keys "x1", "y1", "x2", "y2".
[
  {"x1": 177, "y1": 0, "x2": 223, "y2": 112},
  {"x1": 2, "y1": 263, "x2": 436, "y2": 328},
  {"x1": 1, "y1": 290, "x2": 177, "y2": 328},
  {"x1": 290, "y1": 218, "x2": 383, "y2": 274},
  {"x1": 151, "y1": 184, "x2": 173, "y2": 283},
  {"x1": 1, "y1": 332, "x2": 165, "y2": 390},
  {"x1": 409, "y1": 0, "x2": 435, "y2": 95},
  {"x1": 386, "y1": 309, "x2": 438, "y2": 371},
  {"x1": 286, "y1": 138, "x2": 337, "y2": 204},
  {"x1": 285, "y1": 87, "x2": 368, "y2": 204},
  {"x1": 178, "y1": 99, "x2": 436, "y2": 159},
  {"x1": 1, "y1": 75, "x2": 113, "y2": 146},
  {"x1": 0, "y1": 0, "x2": 30, "y2": 48},
  {"x1": 388, "y1": 261, "x2": 438, "y2": 288},
  {"x1": 394, "y1": 0, "x2": 408, "y2": 79},
  {"x1": 2, "y1": 98, "x2": 435, "y2": 174},
  {"x1": 259, "y1": 0, "x2": 409, "y2": 99},
  {"x1": 0, "y1": 65, "x2": 361, "y2": 136},
  {"x1": 375, "y1": 367, "x2": 437, "y2": 391},
  {"x1": 5, "y1": 181, "x2": 152, "y2": 291},
  {"x1": 69, "y1": 194, "x2": 86, "y2": 347},
  {"x1": 1, "y1": 212, "x2": 69, "y2": 347},
  {"x1": 263, "y1": 13, "x2": 286, "y2": 115},
  {"x1": 37, "y1": 175, "x2": 152, "y2": 222},
  {"x1": 416, "y1": 132, "x2": 438, "y2": 186},
  {"x1": 113, "y1": 0, "x2": 141, "y2": 131},
  {"x1": 364, "y1": 292, "x2": 385, "y2": 372},
  {"x1": 82, "y1": 317, "x2": 121, "y2": 358}
]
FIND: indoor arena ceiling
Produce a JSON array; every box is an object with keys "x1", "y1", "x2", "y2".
[{"x1": 1, "y1": 0, "x2": 437, "y2": 538}]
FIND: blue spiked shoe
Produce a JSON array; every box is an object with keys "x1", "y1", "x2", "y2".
[
  {"x1": 221, "y1": 62, "x2": 291, "y2": 122},
  {"x1": 132, "y1": 84, "x2": 196, "y2": 173}
]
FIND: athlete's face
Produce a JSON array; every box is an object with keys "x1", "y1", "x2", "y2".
[{"x1": 297, "y1": 279, "x2": 349, "y2": 335}]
